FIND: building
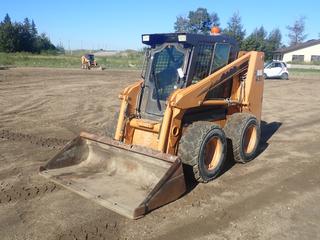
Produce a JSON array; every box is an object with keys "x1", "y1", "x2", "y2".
[{"x1": 273, "y1": 39, "x2": 320, "y2": 63}]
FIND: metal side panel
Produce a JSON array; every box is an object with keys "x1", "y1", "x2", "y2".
[{"x1": 39, "y1": 132, "x2": 186, "y2": 219}]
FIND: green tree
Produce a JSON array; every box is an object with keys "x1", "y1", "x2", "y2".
[
  {"x1": 0, "y1": 14, "x2": 19, "y2": 52},
  {"x1": 174, "y1": 16, "x2": 189, "y2": 32},
  {"x1": 210, "y1": 12, "x2": 220, "y2": 27},
  {"x1": 0, "y1": 14, "x2": 56, "y2": 53},
  {"x1": 223, "y1": 11, "x2": 246, "y2": 47},
  {"x1": 287, "y1": 16, "x2": 307, "y2": 46},
  {"x1": 267, "y1": 28, "x2": 282, "y2": 49},
  {"x1": 174, "y1": 8, "x2": 220, "y2": 34},
  {"x1": 35, "y1": 33, "x2": 56, "y2": 52},
  {"x1": 242, "y1": 26, "x2": 268, "y2": 52},
  {"x1": 31, "y1": 20, "x2": 37, "y2": 36},
  {"x1": 265, "y1": 28, "x2": 282, "y2": 59},
  {"x1": 242, "y1": 27, "x2": 283, "y2": 60},
  {"x1": 188, "y1": 8, "x2": 219, "y2": 34},
  {"x1": 19, "y1": 18, "x2": 34, "y2": 52},
  {"x1": 3, "y1": 13, "x2": 11, "y2": 25}
]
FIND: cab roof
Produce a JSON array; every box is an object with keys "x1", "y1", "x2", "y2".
[{"x1": 141, "y1": 33, "x2": 238, "y2": 48}]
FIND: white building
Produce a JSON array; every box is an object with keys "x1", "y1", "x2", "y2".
[{"x1": 273, "y1": 39, "x2": 320, "y2": 63}]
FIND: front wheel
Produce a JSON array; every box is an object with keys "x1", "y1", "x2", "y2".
[{"x1": 179, "y1": 122, "x2": 227, "y2": 183}]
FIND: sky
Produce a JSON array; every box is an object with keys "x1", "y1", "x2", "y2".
[{"x1": 1, "y1": 0, "x2": 319, "y2": 50}]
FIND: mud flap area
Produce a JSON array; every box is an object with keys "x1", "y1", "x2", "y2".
[{"x1": 40, "y1": 132, "x2": 186, "y2": 219}]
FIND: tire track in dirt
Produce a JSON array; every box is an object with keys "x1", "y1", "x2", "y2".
[
  {"x1": 2, "y1": 98, "x2": 50, "y2": 117},
  {"x1": 0, "y1": 129, "x2": 69, "y2": 149},
  {"x1": 57, "y1": 219, "x2": 120, "y2": 240},
  {"x1": 0, "y1": 129, "x2": 66, "y2": 207},
  {"x1": 0, "y1": 181, "x2": 58, "y2": 204}
]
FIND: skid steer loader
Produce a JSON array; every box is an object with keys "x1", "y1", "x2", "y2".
[
  {"x1": 81, "y1": 54, "x2": 98, "y2": 69},
  {"x1": 40, "y1": 29, "x2": 265, "y2": 219}
]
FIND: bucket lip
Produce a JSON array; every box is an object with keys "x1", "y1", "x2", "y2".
[
  {"x1": 79, "y1": 131, "x2": 179, "y2": 163},
  {"x1": 40, "y1": 132, "x2": 180, "y2": 172}
]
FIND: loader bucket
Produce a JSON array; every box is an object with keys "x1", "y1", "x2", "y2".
[{"x1": 39, "y1": 132, "x2": 186, "y2": 219}]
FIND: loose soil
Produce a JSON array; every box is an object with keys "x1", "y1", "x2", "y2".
[{"x1": 0, "y1": 67, "x2": 319, "y2": 240}]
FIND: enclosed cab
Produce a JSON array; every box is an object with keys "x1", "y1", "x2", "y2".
[{"x1": 139, "y1": 33, "x2": 239, "y2": 119}]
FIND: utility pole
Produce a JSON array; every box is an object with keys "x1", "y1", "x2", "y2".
[{"x1": 68, "y1": 40, "x2": 71, "y2": 55}]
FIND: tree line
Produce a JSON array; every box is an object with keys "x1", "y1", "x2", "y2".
[
  {"x1": 174, "y1": 8, "x2": 308, "y2": 59},
  {"x1": 0, "y1": 14, "x2": 59, "y2": 53}
]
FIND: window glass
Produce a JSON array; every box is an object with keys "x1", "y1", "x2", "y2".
[
  {"x1": 205, "y1": 43, "x2": 232, "y2": 100},
  {"x1": 151, "y1": 45, "x2": 185, "y2": 101},
  {"x1": 292, "y1": 55, "x2": 304, "y2": 62},
  {"x1": 191, "y1": 44, "x2": 215, "y2": 84},
  {"x1": 210, "y1": 43, "x2": 231, "y2": 73},
  {"x1": 311, "y1": 55, "x2": 320, "y2": 62},
  {"x1": 269, "y1": 63, "x2": 275, "y2": 68},
  {"x1": 264, "y1": 61, "x2": 272, "y2": 68}
]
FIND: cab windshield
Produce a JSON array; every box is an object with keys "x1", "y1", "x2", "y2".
[{"x1": 150, "y1": 45, "x2": 185, "y2": 101}]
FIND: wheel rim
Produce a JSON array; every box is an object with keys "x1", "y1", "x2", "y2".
[
  {"x1": 243, "y1": 124, "x2": 257, "y2": 154},
  {"x1": 204, "y1": 137, "x2": 223, "y2": 170}
]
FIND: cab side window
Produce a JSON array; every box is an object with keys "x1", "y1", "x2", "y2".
[
  {"x1": 191, "y1": 44, "x2": 214, "y2": 84},
  {"x1": 210, "y1": 43, "x2": 231, "y2": 73},
  {"x1": 206, "y1": 43, "x2": 232, "y2": 99}
]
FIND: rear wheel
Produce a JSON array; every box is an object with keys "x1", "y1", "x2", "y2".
[
  {"x1": 224, "y1": 113, "x2": 260, "y2": 163},
  {"x1": 281, "y1": 73, "x2": 289, "y2": 80},
  {"x1": 179, "y1": 122, "x2": 227, "y2": 183}
]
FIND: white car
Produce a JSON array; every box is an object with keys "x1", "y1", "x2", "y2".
[{"x1": 264, "y1": 61, "x2": 289, "y2": 80}]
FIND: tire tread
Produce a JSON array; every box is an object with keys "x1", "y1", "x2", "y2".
[
  {"x1": 224, "y1": 113, "x2": 260, "y2": 163},
  {"x1": 179, "y1": 122, "x2": 225, "y2": 183}
]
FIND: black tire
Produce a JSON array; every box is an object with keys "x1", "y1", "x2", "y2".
[
  {"x1": 105, "y1": 112, "x2": 119, "y2": 139},
  {"x1": 179, "y1": 122, "x2": 227, "y2": 183},
  {"x1": 281, "y1": 73, "x2": 289, "y2": 80},
  {"x1": 263, "y1": 73, "x2": 268, "y2": 79},
  {"x1": 224, "y1": 113, "x2": 261, "y2": 163}
]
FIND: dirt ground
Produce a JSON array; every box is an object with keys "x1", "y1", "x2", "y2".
[{"x1": 0, "y1": 67, "x2": 319, "y2": 240}]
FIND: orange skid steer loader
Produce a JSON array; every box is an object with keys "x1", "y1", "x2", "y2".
[
  {"x1": 81, "y1": 54, "x2": 97, "y2": 69},
  {"x1": 40, "y1": 29, "x2": 264, "y2": 219}
]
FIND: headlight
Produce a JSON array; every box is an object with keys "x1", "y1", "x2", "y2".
[
  {"x1": 178, "y1": 35, "x2": 186, "y2": 42},
  {"x1": 142, "y1": 35, "x2": 150, "y2": 42}
]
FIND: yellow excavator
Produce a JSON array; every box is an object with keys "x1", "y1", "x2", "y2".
[{"x1": 40, "y1": 28, "x2": 264, "y2": 219}]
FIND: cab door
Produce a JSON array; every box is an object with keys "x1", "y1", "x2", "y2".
[{"x1": 141, "y1": 43, "x2": 188, "y2": 118}]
